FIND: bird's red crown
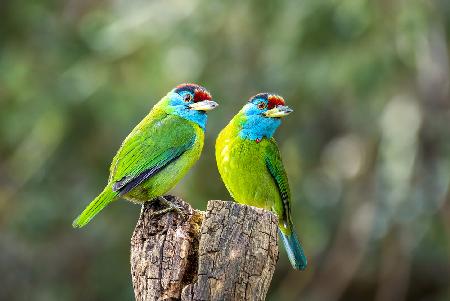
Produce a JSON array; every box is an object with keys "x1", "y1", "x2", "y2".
[
  {"x1": 193, "y1": 89, "x2": 212, "y2": 102},
  {"x1": 175, "y1": 83, "x2": 212, "y2": 102},
  {"x1": 267, "y1": 94, "x2": 285, "y2": 109},
  {"x1": 249, "y1": 93, "x2": 286, "y2": 109}
]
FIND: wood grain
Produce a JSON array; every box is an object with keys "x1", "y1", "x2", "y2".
[{"x1": 130, "y1": 196, "x2": 278, "y2": 301}]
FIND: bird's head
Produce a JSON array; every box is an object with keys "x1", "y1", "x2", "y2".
[
  {"x1": 165, "y1": 83, "x2": 218, "y2": 129},
  {"x1": 239, "y1": 93, "x2": 292, "y2": 140},
  {"x1": 245, "y1": 93, "x2": 293, "y2": 118}
]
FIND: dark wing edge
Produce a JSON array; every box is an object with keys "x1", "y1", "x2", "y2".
[
  {"x1": 112, "y1": 137, "x2": 195, "y2": 195},
  {"x1": 265, "y1": 156, "x2": 292, "y2": 226}
]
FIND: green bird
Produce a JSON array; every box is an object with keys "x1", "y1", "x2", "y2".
[
  {"x1": 73, "y1": 83, "x2": 218, "y2": 228},
  {"x1": 215, "y1": 93, "x2": 307, "y2": 270}
]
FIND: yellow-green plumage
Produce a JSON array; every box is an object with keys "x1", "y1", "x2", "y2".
[
  {"x1": 73, "y1": 84, "x2": 216, "y2": 228},
  {"x1": 216, "y1": 116, "x2": 288, "y2": 227},
  {"x1": 109, "y1": 100, "x2": 204, "y2": 202},
  {"x1": 216, "y1": 94, "x2": 307, "y2": 270}
]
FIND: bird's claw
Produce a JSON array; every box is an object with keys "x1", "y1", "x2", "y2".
[{"x1": 150, "y1": 196, "x2": 185, "y2": 219}]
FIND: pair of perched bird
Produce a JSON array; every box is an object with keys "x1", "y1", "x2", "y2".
[{"x1": 73, "y1": 83, "x2": 307, "y2": 270}]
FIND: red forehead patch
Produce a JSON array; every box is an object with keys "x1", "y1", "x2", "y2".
[
  {"x1": 194, "y1": 89, "x2": 212, "y2": 102},
  {"x1": 267, "y1": 95, "x2": 285, "y2": 109}
]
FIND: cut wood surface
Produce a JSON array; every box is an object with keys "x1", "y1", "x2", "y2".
[{"x1": 130, "y1": 196, "x2": 279, "y2": 301}]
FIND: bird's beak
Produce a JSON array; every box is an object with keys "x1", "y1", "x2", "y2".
[
  {"x1": 189, "y1": 100, "x2": 219, "y2": 111},
  {"x1": 264, "y1": 105, "x2": 293, "y2": 118}
]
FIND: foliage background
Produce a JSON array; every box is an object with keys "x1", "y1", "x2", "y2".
[{"x1": 1, "y1": 0, "x2": 449, "y2": 300}]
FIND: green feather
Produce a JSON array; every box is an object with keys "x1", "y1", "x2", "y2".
[
  {"x1": 216, "y1": 112, "x2": 307, "y2": 270},
  {"x1": 73, "y1": 96, "x2": 205, "y2": 228},
  {"x1": 109, "y1": 104, "x2": 197, "y2": 185},
  {"x1": 72, "y1": 185, "x2": 117, "y2": 228},
  {"x1": 265, "y1": 143, "x2": 292, "y2": 232}
]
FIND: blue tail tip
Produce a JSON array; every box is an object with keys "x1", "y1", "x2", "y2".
[
  {"x1": 279, "y1": 229, "x2": 308, "y2": 271},
  {"x1": 295, "y1": 257, "x2": 308, "y2": 270}
]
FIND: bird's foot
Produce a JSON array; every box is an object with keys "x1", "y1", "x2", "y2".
[{"x1": 150, "y1": 196, "x2": 185, "y2": 218}]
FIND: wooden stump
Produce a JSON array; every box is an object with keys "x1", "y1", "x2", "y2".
[{"x1": 130, "y1": 196, "x2": 279, "y2": 301}]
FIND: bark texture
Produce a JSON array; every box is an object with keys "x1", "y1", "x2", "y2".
[
  {"x1": 130, "y1": 196, "x2": 204, "y2": 300},
  {"x1": 130, "y1": 196, "x2": 278, "y2": 301}
]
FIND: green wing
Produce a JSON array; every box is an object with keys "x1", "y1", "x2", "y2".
[
  {"x1": 109, "y1": 113, "x2": 196, "y2": 195},
  {"x1": 265, "y1": 139, "x2": 308, "y2": 270},
  {"x1": 264, "y1": 139, "x2": 292, "y2": 229}
]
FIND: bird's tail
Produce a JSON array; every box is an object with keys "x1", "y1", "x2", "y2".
[
  {"x1": 279, "y1": 225, "x2": 308, "y2": 270},
  {"x1": 72, "y1": 185, "x2": 117, "y2": 228}
]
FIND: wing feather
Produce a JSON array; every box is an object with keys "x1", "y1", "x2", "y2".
[
  {"x1": 265, "y1": 139, "x2": 292, "y2": 225},
  {"x1": 109, "y1": 113, "x2": 196, "y2": 195}
]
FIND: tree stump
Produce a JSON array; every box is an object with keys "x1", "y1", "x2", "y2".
[{"x1": 130, "y1": 196, "x2": 279, "y2": 301}]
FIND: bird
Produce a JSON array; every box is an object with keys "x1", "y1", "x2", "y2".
[
  {"x1": 215, "y1": 93, "x2": 307, "y2": 270},
  {"x1": 73, "y1": 83, "x2": 218, "y2": 228}
]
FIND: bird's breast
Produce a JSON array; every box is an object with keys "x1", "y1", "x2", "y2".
[{"x1": 217, "y1": 135, "x2": 280, "y2": 210}]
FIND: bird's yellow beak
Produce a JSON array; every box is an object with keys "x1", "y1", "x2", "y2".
[
  {"x1": 264, "y1": 105, "x2": 293, "y2": 118},
  {"x1": 189, "y1": 100, "x2": 219, "y2": 111}
]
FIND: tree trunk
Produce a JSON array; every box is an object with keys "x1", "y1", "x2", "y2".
[{"x1": 130, "y1": 196, "x2": 279, "y2": 301}]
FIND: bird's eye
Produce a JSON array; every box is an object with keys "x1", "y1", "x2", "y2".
[
  {"x1": 257, "y1": 102, "x2": 267, "y2": 110},
  {"x1": 183, "y1": 94, "x2": 192, "y2": 102}
]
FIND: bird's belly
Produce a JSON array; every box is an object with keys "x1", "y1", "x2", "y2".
[{"x1": 217, "y1": 139, "x2": 280, "y2": 211}]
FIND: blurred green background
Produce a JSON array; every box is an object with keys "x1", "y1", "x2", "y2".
[{"x1": 1, "y1": 0, "x2": 450, "y2": 300}]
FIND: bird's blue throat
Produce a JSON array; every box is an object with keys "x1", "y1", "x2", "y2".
[
  {"x1": 238, "y1": 113, "x2": 281, "y2": 141},
  {"x1": 172, "y1": 107, "x2": 208, "y2": 130},
  {"x1": 166, "y1": 93, "x2": 208, "y2": 130}
]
